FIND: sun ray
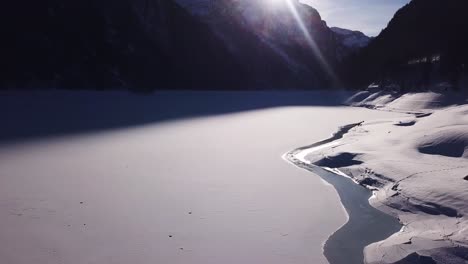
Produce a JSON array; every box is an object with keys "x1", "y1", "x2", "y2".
[{"x1": 284, "y1": 0, "x2": 338, "y2": 84}]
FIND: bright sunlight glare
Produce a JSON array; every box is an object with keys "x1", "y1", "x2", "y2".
[
  {"x1": 261, "y1": 0, "x2": 338, "y2": 83},
  {"x1": 264, "y1": 0, "x2": 289, "y2": 8}
]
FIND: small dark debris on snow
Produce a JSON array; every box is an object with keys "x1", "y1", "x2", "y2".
[
  {"x1": 179, "y1": 247, "x2": 184, "y2": 250},
  {"x1": 359, "y1": 177, "x2": 379, "y2": 186},
  {"x1": 188, "y1": 211, "x2": 192, "y2": 215},
  {"x1": 169, "y1": 235, "x2": 173, "y2": 238},
  {"x1": 464, "y1": 176, "x2": 468, "y2": 181},
  {"x1": 80, "y1": 202, "x2": 84, "y2": 204},
  {"x1": 415, "y1": 113, "x2": 432, "y2": 118}
]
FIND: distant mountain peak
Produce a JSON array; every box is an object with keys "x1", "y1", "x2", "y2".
[{"x1": 331, "y1": 27, "x2": 371, "y2": 49}]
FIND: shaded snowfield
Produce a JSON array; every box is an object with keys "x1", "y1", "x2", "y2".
[
  {"x1": 305, "y1": 91, "x2": 468, "y2": 263},
  {"x1": 0, "y1": 91, "x2": 402, "y2": 264}
]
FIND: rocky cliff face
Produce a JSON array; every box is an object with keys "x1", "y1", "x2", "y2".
[{"x1": 177, "y1": 0, "x2": 347, "y2": 88}]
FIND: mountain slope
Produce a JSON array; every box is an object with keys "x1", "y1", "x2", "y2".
[
  {"x1": 1, "y1": 0, "x2": 362, "y2": 90},
  {"x1": 1, "y1": 0, "x2": 246, "y2": 90},
  {"x1": 330, "y1": 27, "x2": 370, "y2": 50},
  {"x1": 343, "y1": 0, "x2": 468, "y2": 90},
  {"x1": 331, "y1": 27, "x2": 371, "y2": 62},
  {"x1": 177, "y1": 0, "x2": 345, "y2": 88}
]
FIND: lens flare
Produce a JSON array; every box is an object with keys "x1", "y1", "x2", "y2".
[{"x1": 284, "y1": 0, "x2": 338, "y2": 84}]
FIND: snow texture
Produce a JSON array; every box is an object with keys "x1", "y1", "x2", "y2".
[
  {"x1": 0, "y1": 90, "x2": 400, "y2": 264},
  {"x1": 307, "y1": 91, "x2": 468, "y2": 263}
]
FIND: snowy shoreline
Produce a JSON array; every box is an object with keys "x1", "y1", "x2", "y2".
[
  {"x1": 284, "y1": 122, "x2": 402, "y2": 264},
  {"x1": 296, "y1": 91, "x2": 468, "y2": 263}
]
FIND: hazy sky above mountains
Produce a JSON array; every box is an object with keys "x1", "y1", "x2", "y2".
[{"x1": 303, "y1": 0, "x2": 410, "y2": 36}]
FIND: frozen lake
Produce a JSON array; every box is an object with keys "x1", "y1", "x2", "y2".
[{"x1": 0, "y1": 91, "x2": 400, "y2": 264}]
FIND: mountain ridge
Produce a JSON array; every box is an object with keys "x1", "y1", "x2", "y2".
[
  {"x1": 1, "y1": 0, "x2": 248, "y2": 90},
  {"x1": 1, "y1": 0, "x2": 363, "y2": 90},
  {"x1": 343, "y1": 0, "x2": 468, "y2": 90},
  {"x1": 330, "y1": 27, "x2": 371, "y2": 49}
]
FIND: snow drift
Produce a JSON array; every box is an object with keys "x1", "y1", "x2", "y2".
[
  {"x1": 307, "y1": 91, "x2": 468, "y2": 263},
  {"x1": 417, "y1": 127, "x2": 468, "y2": 158}
]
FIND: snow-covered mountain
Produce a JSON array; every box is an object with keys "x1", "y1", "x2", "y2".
[{"x1": 331, "y1": 27, "x2": 371, "y2": 49}]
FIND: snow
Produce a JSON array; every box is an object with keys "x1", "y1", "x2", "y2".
[
  {"x1": 2, "y1": 90, "x2": 466, "y2": 263},
  {"x1": 417, "y1": 126, "x2": 468, "y2": 158},
  {"x1": 331, "y1": 27, "x2": 371, "y2": 49},
  {"x1": 305, "y1": 90, "x2": 468, "y2": 263},
  {"x1": 347, "y1": 91, "x2": 466, "y2": 112},
  {"x1": 330, "y1": 27, "x2": 355, "y2": 36},
  {"x1": 0, "y1": 91, "x2": 402, "y2": 264}
]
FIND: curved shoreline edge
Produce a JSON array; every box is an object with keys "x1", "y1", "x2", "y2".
[{"x1": 283, "y1": 122, "x2": 402, "y2": 264}]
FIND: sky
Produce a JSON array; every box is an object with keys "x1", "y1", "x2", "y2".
[{"x1": 302, "y1": 0, "x2": 410, "y2": 36}]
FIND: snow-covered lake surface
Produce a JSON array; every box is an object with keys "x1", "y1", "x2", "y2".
[{"x1": 0, "y1": 91, "x2": 402, "y2": 264}]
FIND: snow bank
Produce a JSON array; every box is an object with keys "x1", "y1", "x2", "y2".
[
  {"x1": 308, "y1": 91, "x2": 468, "y2": 263},
  {"x1": 417, "y1": 127, "x2": 468, "y2": 158},
  {"x1": 346, "y1": 91, "x2": 399, "y2": 109},
  {"x1": 347, "y1": 91, "x2": 468, "y2": 113}
]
